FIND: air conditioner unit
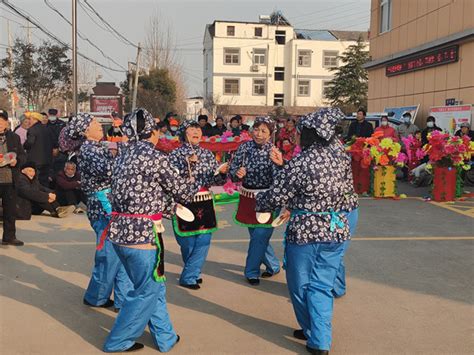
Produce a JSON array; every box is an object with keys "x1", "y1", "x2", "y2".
[{"x1": 250, "y1": 64, "x2": 259, "y2": 72}]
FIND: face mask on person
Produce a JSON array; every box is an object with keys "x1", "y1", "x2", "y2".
[
  {"x1": 113, "y1": 127, "x2": 120, "y2": 132},
  {"x1": 171, "y1": 126, "x2": 178, "y2": 132},
  {"x1": 381, "y1": 120, "x2": 388, "y2": 126},
  {"x1": 403, "y1": 117, "x2": 410, "y2": 125},
  {"x1": 278, "y1": 123, "x2": 285, "y2": 128},
  {"x1": 427, "y1": 121, "x2": 434, "y2": 128},
  {"x1": 48, "y1": 116, "x2": 57, "y2": 122}
]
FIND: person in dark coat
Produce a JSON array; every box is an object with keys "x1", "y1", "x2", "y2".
[
  {"x1": 23, "y1": 112, "x2": 55, "y2": 187},
  {"x1": 198, "y1": 114, "x2": 214, "y2": 137},
  {"x1": 0, "y1": 109, "x2": 26, "y2": 246},
  {"x1": 55, "y1": 161, "x2": 86, "y2": 211},
  {"x1": 230, "y1": 116, "x2": 241, "y2": 136},
  {"x1": 421, "y1": 116, "x2": 442, "y2": 146},
  {"x1": 212, "y1": 116, "x2": 227, "y2": 136},
  {"x1": 455, "y1": 122, "x2": 474, "y2": 140},
  {"x1": 345, "y1": 108, "x2": 374, "y2": 141},
  {"x1": 16, "y1": 161, "x2": 75, "y2": 220},
  {"x1": 47, "y1": 108, "x2": 67, "y2": 181},
  {"x1": 235, "y1": 115, "x2": 250, "y2": 131}
]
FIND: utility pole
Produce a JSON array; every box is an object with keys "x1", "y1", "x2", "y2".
[
  {"x1": 131, "y1": 42, "x2": 141, "y2": 110},
  {"x1": 72, "y1": 0, "x2": 78, "y2": 114},
  {"x1": 26, "y1": 20, "x2": 31, "y2": 44},
  {"x1": 7, "y1": 20, "x2": 15, "y2": 118}
]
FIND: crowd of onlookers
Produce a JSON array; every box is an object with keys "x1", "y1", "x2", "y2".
[{"x1": 0, "y1": 108, "x2": 85, "y2": 246}]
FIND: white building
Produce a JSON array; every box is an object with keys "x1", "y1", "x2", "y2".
[
  {"x1": 203, "y1": 12, "x2": 368, "y2": 118},
  {"x1": 183, "y1": 96, "x2": 206, "y2": 120}
]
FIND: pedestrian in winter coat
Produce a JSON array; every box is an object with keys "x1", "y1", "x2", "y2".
[
  {"x1": 0, "y1": 109, "x2": 26, "y2": 246},
  {"x1": 23, "y1": 112, "x2": 55, "y2": 187}
]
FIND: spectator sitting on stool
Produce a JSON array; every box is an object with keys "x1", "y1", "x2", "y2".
[
  {"x1": 16, "y1": 161, "x2": 75, "y2": 220},
  {"x1": 55, "y1": 161, "x2": 86, "y2": 213}
]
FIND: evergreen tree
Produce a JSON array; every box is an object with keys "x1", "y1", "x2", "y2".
[
  {"x1": 121, "y1": 68, "x2": 177, "y2": 116},
  {"x1": 324, "y1": 37, "x2": 369, "y2": 113}
]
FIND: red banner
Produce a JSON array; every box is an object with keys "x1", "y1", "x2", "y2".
[
  {"x1": 91, "y1": 96, "x2": 120, "y2": 113},
  {"x1": 155, "y1": 137, "x2": 249, "y2": 153}
]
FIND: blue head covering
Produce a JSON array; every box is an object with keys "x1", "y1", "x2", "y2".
[
  {"x1": 297, "y1": 107, "x2": 345, "y2": 141},
  {"x1": 122, "y1": 108, "x2": 155, "y2": 142},
  {"x1": 254, "y1": 116, "x2": 276, "y2": 133},
  {"x1": 65, "y1": 113, "x2": 93, "y2": 140},
  {"x1": 177, "y1": 120, "x2": 200, "y2": 142}
]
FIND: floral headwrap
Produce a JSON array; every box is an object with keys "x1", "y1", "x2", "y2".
[
  {"x1": 297, "y1": 107, "x2": 345, "y2": 141},
  {"x1": 123, "y1": 108, "x2": 155, "y2": 142},
  {"x1": 254, "y1": 116, "x2": 276, "y2": 133},
  {"x1": 65, "y1": 113, "x2": 93, "y2": 140}
]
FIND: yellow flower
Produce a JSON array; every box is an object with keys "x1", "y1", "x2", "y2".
[{"x1": 380, "y1": 138, "x2": 393, "y2": 149}]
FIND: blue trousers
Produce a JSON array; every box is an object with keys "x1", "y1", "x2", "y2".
[
  {"x1": 174, "y1": 232, "x2": 212, "y2": 286},
  {"x1": 333, "y1": 208, "x2": 360, "y2": 297},
  {"x1": 84, "y1": 218, "x2": 133, "y2": 309},
  {"x1": 104, "y1": 245, "x2": 178, "y2": 353},
  {"x1": 286, "y1": 241, "x2": 345, "y2": 351},
  {"x1": 244, "y1": 227, "x2": 280, "y2": 279}
]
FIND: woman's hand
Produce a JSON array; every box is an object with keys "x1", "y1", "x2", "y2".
[
  {"x1": 270, "y1": 147, "x2": 284, "y2": 166},
  {"x1": 236, "y1": 167, "x2": 246, "y2": 179},
  {"x1": 218, "y1": 162, "x2": 229, "y2": 174}
]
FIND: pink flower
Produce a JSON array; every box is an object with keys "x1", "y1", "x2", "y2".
[
  {"x1": 395, "y1": 153, "x2": 407, "y2": 163},
  {"x1": 222, "y1": 131, "x2": 233, "y2": 138},
  {"x1": 223, "y1": 179, "x2": 238, "y2": 195},
  {"x1": 416, "y1": 148, "x2": 426, "y2": 160}
]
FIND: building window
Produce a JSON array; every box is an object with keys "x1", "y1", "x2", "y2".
[
  {"x1": 253, "y1": 48, "x2": 266, "y2": 65},
  {"x1": 275, "y1": 30, "x2": 286, "y2": 45},
  {"x1": 380, "y1": 0, "x2": 392, "y2": 33},
  {"x1": 274, "y1": 93, "x2": 284, "y2": 106},
  {"x1": 298, "y1": 50, "x2": 312, "y2": 67},
  {"x1": 227, "y1": 26, "x2": 235, "y2": 36},
  {"x1": 322, "y1": 80, "x2": 333, "y2": 97},
  {"x1": 224, "y1": 48, "x2": 240, "y2": 65},
  {"x1": 253, "y1": 79, "x2": 266, "y2": 96},
  {"x1": 274, "y1": 67, "x2": 285, "y2": 81},
  {"x1": 298, "y1": 80, "x2": 310, "y2": 96},
  {"x1": 255, "y1": 27, "x2": 263, "y2": 37},
  {"x1": 323, "y1": 51, "x2": 339, "y2": 68},
  {"x1": 224, "y1": 79, "x2": 239, "y2": 95}
]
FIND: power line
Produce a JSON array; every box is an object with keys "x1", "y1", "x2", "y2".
[
  {"x1": 81, "y1": 0, "x2": 138, "y2": 48},
  {"x1": 295, "y1": 8, "x2": 370, "y2": 29},
  {"x1": 43, "y1": 0, "x2": 127, "y2": 71},
  {"x1": 289, "y1": 2, "x2": 361, "y2": 23},
  {"x1": 0, "y1": 0, "x2": 126, "y2": 73}
]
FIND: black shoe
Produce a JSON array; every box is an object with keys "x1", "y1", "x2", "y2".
[
  {"x1": 83, "y1": 298, "x2": 114, "y2": 308},
  {"x1": 306, "y1": 345, "x2": 329, "y2": 355},
  {"x1": 261, "y1": 270, "x2": 280, "y2": 278},
  {"x1": 2, "y1": 238, "x2": 24, "y2": 246},
  {"x1": 293, "y1": 329, "x2": 307, "y2": 340},
  {"x1": 180, "y1": 283, "x2": 200, "y2": 290},
  {"x1": 247, "y1": 278, "x2": 260, "y2": 286},
  {"x1": 125, "y1": 343, "x2": 144, "y2": 352},
  {"x1": 196, "y1": 278, "x2": 203, "y2": 284}
]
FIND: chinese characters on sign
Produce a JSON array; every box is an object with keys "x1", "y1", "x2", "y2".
[{"x1": 385, "y1": 45, "x2": 459, "y2": 77}]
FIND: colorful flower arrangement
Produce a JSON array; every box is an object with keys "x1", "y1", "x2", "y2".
[
  {"x1": 420, "y1": 131, "x2": 473, "y2": 170},
  {"x1": 347, "y1": 131, "x2": 407, "y2": 168}
]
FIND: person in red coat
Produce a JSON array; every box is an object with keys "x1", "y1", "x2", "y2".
[{"x1": 374, "y1": 114, "x2": 399, "y2": 142}]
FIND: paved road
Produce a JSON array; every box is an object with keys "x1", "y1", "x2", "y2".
[{"x1": 1, "y1": 185, "x2": 473, "y2": 354}]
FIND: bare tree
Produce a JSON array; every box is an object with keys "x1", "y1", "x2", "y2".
[{"x1": 143, "y1": 11, "x2": 188, "y2": 114}]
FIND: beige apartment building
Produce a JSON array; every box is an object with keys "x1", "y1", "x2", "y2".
[
  {"x1": 366, "y1": 0, "x2": 474, "y2": 125},
  {"x1": 203, "y1": 12, "x2": 367, "y2": 119}
]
